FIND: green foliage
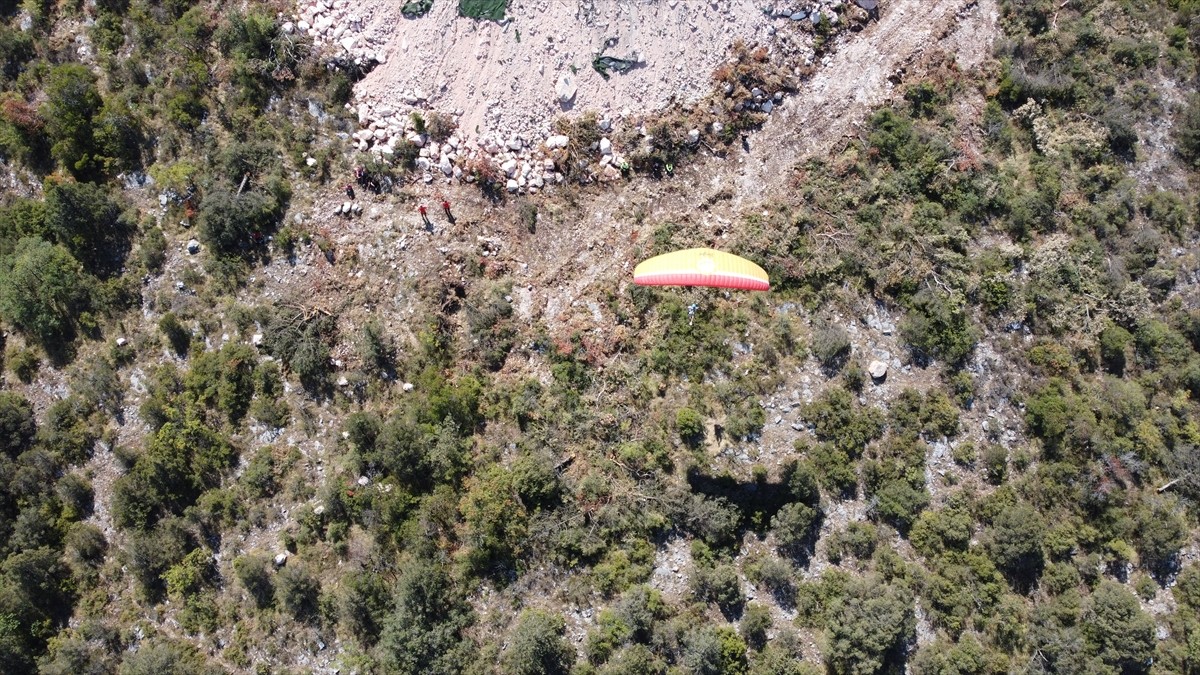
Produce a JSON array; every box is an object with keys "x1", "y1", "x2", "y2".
[
  {"x1": 197, "y1": 183, "x2": 281, "y2": 257},
  {"x1": 42, "y1": 64, "x2": 104, "y2": 177},
  {"x1": 260, "y1": 308, "x2": 336, "y2": 392},
  {"x1": 378, "y1": 556, "x2": 475, "y2": 673},
  {"x1": 1176, "y1": 94, "x2": 1200, "y2": 168},
  {"x1": 811, "y1": 324, "x2": 851, "y2": 373},
  {"x1": 800, "y1": 387, "x2": 884, "y2": 456},
  {"x1": 158, "y1": 313, "x2": 190, "y2": 357},
  {"x1": 466, "y1": 283, "x2": 516, "y2": 370},
  {"x1": 110, "y1": 420, "x2": 237, "y2": 530},
  {"x1": 1082, "y1": 580, "x2": 1155, "y2": 673},
  {"x1": 503, "y1": 609, "x2": 574, "y2": 675},
  {"x1": 740, "y1": 602, "x2": 772, "y2": 650},
  {"x1": 909, "y1": 505, "x2": 972, "y2": 558},
  {"x1": 824, "y1": 576, "x2": 915, "y2": 675},
  {"x1": 900, "y1": 288, "x2": 978, "y2": 366},
  {"x1": 681, "y1": 625, "x2": 747, "y2": 675},
  {"x1": 771, "y1": 501, "x2": 819, "y2": 557},
  {"x1": 42, "y1": 180, "x2": 130, "y2": 279},
  {"x1": 676, "y1": 407, "x2": 705, "y2": 446},
  {"x1": 274, "y1": 563, "x2": 319, "y2": 622},
  {"x1": 459, "y1": 465, "x2": 531, "y2": 573},
  {"x1": 163, "y1": 548, "x2": 214, "y2": 599},
  {"x1": 827, "y1": 522, "x2": 877, "y2": 564},
  {"x1": 232, "y1": 554, "x2": 273, "y2": 610},
  {"x1": 1133, "y1": 497, "x2": 1186, "y2": 579},
  {"x1": 459, "y1": 0, "x2": 507, "y2": 21},
  {"x1": 985, "y1": 502, "x2": 1044, "y2": 585},
  {"x1": 690, "y1": 563, "x2": 744, "y2": 615},
  {"x1": 646, "y1": 297, "x2": 740, "y2": 380},
  {"x1": 116, "y1": 638, "x2": 211, "y2": 675},
  {"x1": 910, "y1": 633, "x2": 1004, "y2": 675},
  {"x1": 0, "y1": 238, "x2": 89, "y2": 344},
  {"x1": 0, "y1": 392, "x2": 35, "y2": 458}
]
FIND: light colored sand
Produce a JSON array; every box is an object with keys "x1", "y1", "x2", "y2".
[{"x1": 352, "y1": 0, "x2": 783, "y2": 141}]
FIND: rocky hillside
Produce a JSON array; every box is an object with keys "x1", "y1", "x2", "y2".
[{"x1": 1, "y1": 0, "x2": 1200, "y2": 673}]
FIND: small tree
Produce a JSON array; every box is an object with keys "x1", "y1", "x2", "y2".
[
  {"x1": 197, "y1": 184, "x2": 279, "y2": 256},
  {"x1": 41, "y1": 63, "x2": 102, "y2": 177},
  {"x1": 985, "y1": 503, "x2": 1045, "y2": 586},
  {"x1": 825, "y1": 577, "x2": 915, "y2": 675},
  {"x1": 0, "y1": 238, "x2": 88, "y2": 344},
  {"x1": 1082, "y1": 581, "x2": 1155, "y2": 673}
]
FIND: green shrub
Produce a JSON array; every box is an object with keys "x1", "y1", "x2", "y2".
[
  {"x1": 377, "y1": 556, "x2": 476, "y2": 674},
  {"x1": 800, "y1": 387, "x2": 884, "y2": 456},
  {"x1": 502, "y1": 609, "x2": 575, "y2": 675},
  {"x1": 824, "y1": 576, "x2": 915, "y2": 675},
  {"x1": 811, "y1": 324, "x2": 851, "y2": 373},
  {"x1": 1082, "y1": 580, "x2": 1155, "y2": 672},
  {"x1": 42, "y1": 64, "x2": 104, "y2": 177},
  {"x1": 739, "y1": 602, "x2": 772, "y2": 651},
  {"x1": 158, "y1": 312, "x2": 190, "y2": 357},
  {"x1": 0, "y1": 391, "x2": 35, "y2": 457},
  {"x1": 985, "y1": 502, "x2": 1044, "y2": 585},
  {"x1": 871, "y1": 480, "x2": 928, "y2": 533},
  {"x1": 198, "y1": 184, "x2": 281, "y2": 256},
  {"x1": 771, "y1": 502, "x2": 819, "y2": 557},
  {"x1": 676, "y1": 407, "x2": 705, "y2": 446},
  {"x1": 900, "y1": 288, "x2": 978, "y2": 366},
  {"x1": 1175, "y1": 94, "x2": 1200, "y2": 168},
  {"x1": 680, "y1": 625, "x2": 747, "y2": 675},
  {"x1": 827, "y1": 522, "x2": 877, "y2": 564},
  {"x1": 979, "y1": 441, "x2": 1008, "y2": 482},
  {"x1": 274, "y1": 563, "x2": 320, "y2": 622},
  {"x1": 690, "y1": 564, "x2": 744, "y2": 615},
  {"x1": 140, "y1": 226, "x2": 167, "y2": 273},
  {"x1": 110, "y1": 420, "x2": 238, "y2": 530},
  {"x1": 43, "y1": 180, "x2": 131, "y2": 278}
]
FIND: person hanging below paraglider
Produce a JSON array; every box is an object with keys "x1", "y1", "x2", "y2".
[{"x1": 442, "y1": 199, "x2": 455, "y2": 224}]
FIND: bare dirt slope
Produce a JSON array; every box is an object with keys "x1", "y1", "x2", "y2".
[
  {"x1": 354, "y1": 0, "x2": 775, "y2": 140},
  {"x1": 733, "y1": 0, "x2": 998, "y2": 206}
]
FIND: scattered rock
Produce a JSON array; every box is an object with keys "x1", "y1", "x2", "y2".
[
  {"x1": 186, "y1": 239, "x2": 201, "y2": 254},
  {"x1": 274, "y1": 553, "x2": 288, "y2": 567},
  {"x1": 868, "y1": 360, "x2": 888, "y2": 381},
  {"x1": 555, "y1": 73, "x2": 577, "y2": 104}
]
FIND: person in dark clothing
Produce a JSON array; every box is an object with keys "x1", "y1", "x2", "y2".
[{"x1": 345, "y1": 184, "x2": 355, "y2": 199}]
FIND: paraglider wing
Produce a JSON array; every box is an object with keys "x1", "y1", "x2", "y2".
[{"x1": 633, "y1": 248, "x2": 770, "y2": 291}]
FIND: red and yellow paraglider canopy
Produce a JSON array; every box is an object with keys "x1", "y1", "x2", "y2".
[{"x1": 633, "y1": 248, "x2": 769, "y2": 291}]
